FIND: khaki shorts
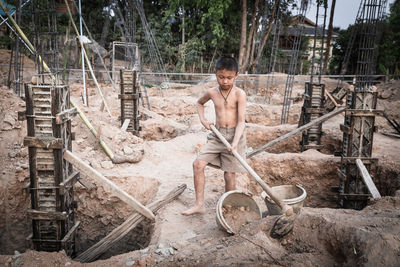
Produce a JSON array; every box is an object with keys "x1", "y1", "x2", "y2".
[{"x1": 196, "y1": 127, "x2": 246, "y2": 173}]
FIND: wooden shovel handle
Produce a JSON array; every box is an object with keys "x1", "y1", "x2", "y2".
[{"x1": 210, "y1": 125, "x2": 293, "y2": 216}]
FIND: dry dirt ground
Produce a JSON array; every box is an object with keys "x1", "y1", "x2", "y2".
[{"x1": 0, "y1": 70, "x2": 400, "y2": 266}]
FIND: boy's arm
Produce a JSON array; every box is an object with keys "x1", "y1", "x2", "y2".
[
  {"x1": 230, "y1": 90, "x2": 246, "y2": 152},
  {"x1": 197, "y1": 89, "x2": 213, "y2": 130}
]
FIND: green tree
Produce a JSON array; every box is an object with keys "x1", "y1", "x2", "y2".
[
  {"x1": 378, "y1": 0, "x2": 400, "y2": 76},
  {"x1": 163, "y1": 0, "x2": 241, "y2": 72}
]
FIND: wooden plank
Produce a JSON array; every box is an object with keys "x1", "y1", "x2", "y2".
[
  {"x1": 345, "y1": 109, "x2": 384, "y2": 117},
  {"x1": 118, "y1": 94, "x2": 139, "y2": 100},
  {"x1": 56, "y1": 107, "x2": 77, "y2": 124},
  {"x1": 61, "y1": 221, "x2": 81, "y2": 244},
  {"x1": 304, "y1": 144, "x2": 324, "y2": 150},
  {"x1": 305, "y1": 108, "x2": 325, "y2": 114},
  {"x1": 341, "y1": 157, "x2": 379, "y2": 164},
  {"x1": 381, "y1": 131, "x2": 400, "y2": 138},
  {"x1": 356, "y1": 159, "x2": 381, "y2": 199},
  {"x1": 52, "y1": 86, "x2": 63, "y2": 212},
  {"x1": 63, "y1": 150, "x2": 155, "y2": 220},
  {"x1": 247, "y1": 106, "x2": 346, "y2": 158},
  {"x1": 24, "y1": 136, "x2": 64, "y2": 149},
  {"x1": 326, "y1": 90, "x2": 340, "y2": 107},
  {"x1": 121, "y1": 119, "x2": 131, "y2": 132},
  {"x1": 59, "y1": 170, "x2": 80, "y2": 195},
  {"x1": 27, "y1": 209, "x2": 67, "y2": 220}
]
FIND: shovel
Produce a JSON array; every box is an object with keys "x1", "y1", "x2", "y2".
[{"x1": 210, "y1": 125, "x2": 296, "y2": 238}]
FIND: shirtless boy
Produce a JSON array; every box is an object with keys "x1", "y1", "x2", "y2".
[{"x1": 182, "y1": 56, "x2": 246, "y2": 216}]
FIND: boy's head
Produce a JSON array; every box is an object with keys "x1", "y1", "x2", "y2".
[
  {"x1": 215, "y1": 56, "x2": 239, "y2": 73},
  {"x1": 215, "y1": 56, "x2": 239, "y2": 90}
]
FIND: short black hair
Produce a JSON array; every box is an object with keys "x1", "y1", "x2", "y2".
[{"x1": 215, "y1": 56, "x2": 238, "y2": 73}]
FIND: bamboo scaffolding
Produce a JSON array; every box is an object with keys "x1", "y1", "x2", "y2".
[
  {"x1": 75, "y1": 184, "x2": 187, "y2": 263},
  {"x1": 64, "y1": 0, "x2": 112, "y2": 116},
  {"x1": 0, "y1": 3, "x2": 131, "y2": 163}
]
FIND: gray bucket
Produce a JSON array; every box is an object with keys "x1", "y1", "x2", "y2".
[
  {"x1": 216, "y1": 190, "x2": 262, "y2": 234},
  {"x1": 263, "y1": 185, "x2": 307, "y2": 215}
]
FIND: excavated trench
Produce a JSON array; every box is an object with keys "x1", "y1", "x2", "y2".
[{"x1": 72, "y1": 175, "x2": 159, "y2": 261}]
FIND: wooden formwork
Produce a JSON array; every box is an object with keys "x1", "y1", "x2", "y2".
[
  {"x1": 338, "y1": 91, "x2": 381, "y2": 209},
  {"x1": 299, "y1": 82, "x2": 326, "y2": 151},
  {"x1": 119, "y1": 70, "x2": 141, "y2": 135},
  {"x1": 24, "y1": 83, "x2": 79, "y2": 256}
]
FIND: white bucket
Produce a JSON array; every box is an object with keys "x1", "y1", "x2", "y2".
[
  {"x1": 216, "y1": 190, "x2": 262, "y2": 234},
  {"x1": 263, "y1": 185, "x2": 307, "y2": 215}
]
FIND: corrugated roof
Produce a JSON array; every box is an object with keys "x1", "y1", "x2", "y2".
[{"x1": 278, "y1": 25, "x2": 339, "y2": 38}]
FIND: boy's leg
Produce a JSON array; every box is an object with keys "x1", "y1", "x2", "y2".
[
  {"x1": 224, "y1": 172, "x2": 236, "y2": 192},
  {"x1": 181, "y1": 159, "x2": 209, "y2": 215}
]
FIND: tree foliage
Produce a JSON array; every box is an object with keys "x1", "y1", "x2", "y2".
[
  {"x1": 377, "y1": 0, "x2": 400, "y2": 76},
  {"x1": 330, "y1": 0, "x2": 400, "y2": 77}
]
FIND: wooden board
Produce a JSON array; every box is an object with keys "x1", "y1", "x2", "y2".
[
  {"x1": 63, "y1": 150, "x2": 155, "y2": 220},
  {"x1": 356, "y1": 159, "x2": 381, "y2": 199}
]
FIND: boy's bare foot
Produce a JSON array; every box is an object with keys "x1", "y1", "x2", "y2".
[{"x1": 181, "y1": 205, "x2": 206, "y2": 216}]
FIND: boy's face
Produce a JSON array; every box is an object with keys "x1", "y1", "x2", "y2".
[{"x1": 215, "y1": 69, "x2": 238, "y2": 90}]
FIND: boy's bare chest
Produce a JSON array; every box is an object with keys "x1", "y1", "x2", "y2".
[{"x1": 211, "y1": 91, "x2": 237, "y2": 109}]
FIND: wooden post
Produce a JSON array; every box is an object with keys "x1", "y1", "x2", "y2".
[{"x1": 63, "y1": 150, "x2": 155, "y2": 220}]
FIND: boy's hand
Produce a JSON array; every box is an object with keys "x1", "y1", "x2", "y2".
[
  {"x1": 229, "y1": 142, "x2": 238, "y2": 153},
  {"x1": 202, "y1": 121, "x2": 214, "y2": 130}
]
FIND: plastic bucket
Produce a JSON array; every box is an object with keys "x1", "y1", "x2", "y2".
[
  {"x1": 216, "y1": 190, "x2": 262, "y2": 234},
  {"x1": 263, "y1": 185, "x2": 307, "y2": 215}
]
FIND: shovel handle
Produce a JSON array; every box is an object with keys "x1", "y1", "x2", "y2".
[{"x1": 210, "y1": 125, "x2": 293, "y2": 216}]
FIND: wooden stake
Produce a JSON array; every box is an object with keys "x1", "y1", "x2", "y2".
[{"x1": 63, "y1": 150, "x2": 155, "y2": 220}]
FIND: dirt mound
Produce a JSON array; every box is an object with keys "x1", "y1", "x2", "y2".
[
  {"x1": 0, "y1": 49, "x2": 35, "y2": 85},
  {"x1": 1, "y1": 79, "x2": 400, "y2": 266},
  {"x1": 0, "y1": 86, "x2": 30, "y2": 255},
  {"x1": 246, "y1": 103, "x2": 301, "y2": 126},
  {"x1": 376, "y1": 80, "x2": 400, "y2": 121}
]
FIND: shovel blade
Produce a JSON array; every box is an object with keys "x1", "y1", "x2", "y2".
[{"x1": 270, "y1": 213, "x2": 296, "y2": 239}]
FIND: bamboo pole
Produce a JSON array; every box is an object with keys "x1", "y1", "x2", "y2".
[
  {"x1": 70, "y1": 0, "x2": 118, "y2": 93},
  {"x1": 64, "y1": 150, "x2": 155, "y2": 220},
  {"x1": 64, "y1": 0, "x2": 112, "y2": 116},
  {"x1": 247, "y1": 106, "x2": 346, "y2": 158},
  {"x1": 0, "y1": 0, "x2": 53, "y2": 80},
  {"x1": 70, "y1": 101, "x2": 115, "y2": 159}
]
